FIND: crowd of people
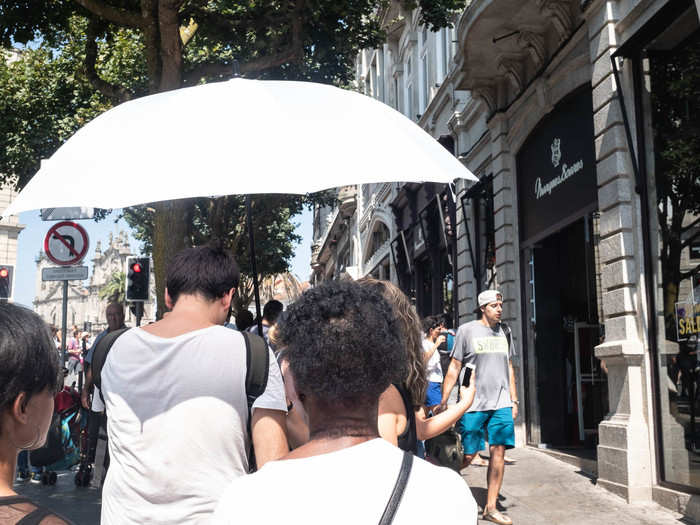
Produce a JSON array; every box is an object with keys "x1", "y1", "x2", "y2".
[{"x1": 0, "y1": 241, "x2": 518, "y2": 525}]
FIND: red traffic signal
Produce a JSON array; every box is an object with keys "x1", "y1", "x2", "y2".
[
  {"x1": 0, "y1": 265, "x2": 13, "y2": 299},
  {"x1": 126, "y1": 257, "x2": 150, "y2": 302}
]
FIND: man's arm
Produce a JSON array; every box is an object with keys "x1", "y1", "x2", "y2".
[
  {"x1": 81, "y1": 366, "x2": 93, "y2": 409},
  {"x1": 251, "y1": 408, "x2": 289, "y2": 469},
  {"x1": 509, "y1": 359, "x2": 518, "y2": 420}
]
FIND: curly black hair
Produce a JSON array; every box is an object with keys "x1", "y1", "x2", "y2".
[{"x1": 277, "y1": 280, "x2": 406, "y2": 405}]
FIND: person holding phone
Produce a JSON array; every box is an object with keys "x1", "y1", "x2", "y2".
[{"x1": 439, "y1": 290, "x2": 518, "y2": 525}]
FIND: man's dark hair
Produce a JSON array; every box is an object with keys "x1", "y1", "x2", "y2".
[
  {"x1": 262, "y1": 300, "x2": 284, "y2": 324},
  {"x1": 0, "y1": 304, "x2": 62, "y2": 434},
  {"x1": 277, "y1": 281, "x2": 406, "y2": 405},
  {"x1": 166, "y1": 241, "x2": 240, "y2": 304},
  {"x1": 235, "y1": 309, "x2": 254, "y2": 332},
  {"x1": 422, "y1": 315, "x2": 443, "y2": 335}
]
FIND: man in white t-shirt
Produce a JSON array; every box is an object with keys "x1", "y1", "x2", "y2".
[
  {"x1": 212, "y1": 281, "x2": 477, "y2": 525},
  {"x1": 100, "y1": 243, "x2": 288, "y2": 524}
]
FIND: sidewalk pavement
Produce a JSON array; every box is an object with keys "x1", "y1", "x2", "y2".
[
  {"x1": 14, "y1": 470, "x2": 102, "y2": 524},
  {"x1": 461, "y1": 447, "x2": 688, "y2": 525},
  {"x1": 13, "y1": 443, "x2": 691, "y2": 524}
]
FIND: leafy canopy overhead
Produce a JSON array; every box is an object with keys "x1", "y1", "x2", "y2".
[{"x1": 0, "y1": 0, "x2": 466, "y2": 314}]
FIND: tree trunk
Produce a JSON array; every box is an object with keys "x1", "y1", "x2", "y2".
[
  {"x1": 152, "y1": 199, "x2": 191, "y2": 318},
  {"x1": 149, "y1": 3, "x2": 190, "y2": 318}
]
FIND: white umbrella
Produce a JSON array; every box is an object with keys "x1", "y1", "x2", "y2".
[
  {"x1": 3, "y1": 77, "x2": 478, "y2": 328},
  {"x1": 2, "y1": 77, "x2": 476, "y2": 216}
]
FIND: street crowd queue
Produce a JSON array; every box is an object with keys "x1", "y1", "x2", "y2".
[{"x1": 0, "y1": 242, "x2": 518, "y2": 525}]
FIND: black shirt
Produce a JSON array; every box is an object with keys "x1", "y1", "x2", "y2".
[
  {"x1": 0, "y1": 495, "x2": 73, "y2": 525},
  {"x1": 393, "y1": 383, "x2": 418, "y2": 455}
]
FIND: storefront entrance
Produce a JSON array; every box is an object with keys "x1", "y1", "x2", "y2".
[
  {"x1": 515, "y1": 85, "x2": 606, "y2": 453},
  {"x1": 522, "y1": 217, "x2": 607, "y2": 449}
]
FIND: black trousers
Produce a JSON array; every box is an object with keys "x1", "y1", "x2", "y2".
[{"x1": 87, "y1": 409, "x2": 108, "y2": 469}]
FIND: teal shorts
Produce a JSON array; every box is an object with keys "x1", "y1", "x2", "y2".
[{"x1": 457, "y1": 407, "x2": 515, "y2": 455}]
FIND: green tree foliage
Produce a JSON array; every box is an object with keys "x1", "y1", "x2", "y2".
[
  {"x1": 98, "y1": 270, "x2": 125, "y2": 303},
  {"x1": 0, "y1": 0, "x2": 464, "y2": 315}
]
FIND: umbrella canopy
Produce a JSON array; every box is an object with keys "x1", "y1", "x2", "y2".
[{"x1": 2, "y1": 78, "x2": 476, "y2": 217}]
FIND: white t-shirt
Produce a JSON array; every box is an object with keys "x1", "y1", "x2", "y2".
[
  {"x1": 101, "y1": 325, "x2": 286, "y2": 524},
  {"x1": 210, "y1": 438, "x2": 477, "y2": 525},
  {"x1": 423, "y1": 338, "x2": 443, "y2": 383}
]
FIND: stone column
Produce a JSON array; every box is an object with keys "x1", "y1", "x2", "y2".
[
  {"x1": 586, "y1": 0, "x2": 653, "y2": 502},
  {"x1": 488, "y1": 112, "x2": 525, "y2": 446}
]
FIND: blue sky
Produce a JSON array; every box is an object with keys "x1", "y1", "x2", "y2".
[{"x1": 13, "y1": 207, "x2": 313, "y2": 308}]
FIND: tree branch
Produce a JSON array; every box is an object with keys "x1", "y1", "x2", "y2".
[
  {"x1": 680, "y1": 263, "x2": 700, "y2": 282},
  {"x1": 72, "y1": 0, "x2": 142, "y2": 28},
  {"x1": 84, "y1": 19, "x2": 133, "y2": 103},
  {"x1": 183, "y1": 0, "x2": 305, "y2": 85},
  {"x1": 681, "y1": 227, "x2": 700, "y2": 249}
]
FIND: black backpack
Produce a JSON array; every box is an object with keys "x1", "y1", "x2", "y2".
[{"x1": 90, "y1": 327, "x2": 269, "y2": 467}]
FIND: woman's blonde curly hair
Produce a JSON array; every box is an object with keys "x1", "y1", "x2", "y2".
[{"x1": 357, "y1": 277, "x2": 427, "y2": 409}]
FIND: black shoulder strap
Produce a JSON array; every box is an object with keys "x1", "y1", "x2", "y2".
[
  {"x1": 501, "y1": 322, "x2": 512, "y2": 350},
  {"x1": 242, "y1": 331, "x2": 269, "y2": 410},
  {"x1": 241, "y1": 331, "x2": 270, "y2": 473},
  {"x1": 92, "y1": 327, "x2": 130, "y2": 391},
  {"x1": 378, "y1": 451, "x2": 413, "y2": 525},
  {"x1": 17, "y1": 507, "x2": 53, "y2": 525}
]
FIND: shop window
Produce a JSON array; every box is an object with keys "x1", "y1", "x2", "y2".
[
  {"x1": 440, "y1": 28, "x2": 450, "y2": 80},
  {"x1": 649, "y1": 26, "x2": 700, "y2": 491},
  {"x1": 460, "y1": 174, "x2": 496, "y2": 293},
  {"x1": 391, "y1": 228, "x2": 415, "y2": 302},
  {"x1": 393, "y1": 74, "x2": 401, "y2": 111},
  {"x1": 405, "y1": 57, "x2": 413, "y2": 118},
  {"x1": 618, "y1": 3, "x2": 700, "y2": 492}
]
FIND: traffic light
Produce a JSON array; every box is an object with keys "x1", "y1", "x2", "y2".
[
  {"x1": 0, "y1": 265, "x2": 13, "y2": 300},
  {"x1": 126, "y1": 257, "x2": 150, "y2": 301}
]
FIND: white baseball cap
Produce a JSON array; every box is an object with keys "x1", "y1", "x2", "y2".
[{"x1": 478, "y1": 290, "x2": 502, "y2": 307}]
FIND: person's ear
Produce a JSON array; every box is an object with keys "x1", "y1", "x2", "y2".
[
  {"x1": 165, "y1": 288, "x2": 174, "y2": 309},
  {"x1": 11, "y1": 392, "x2": 30, "y2": 425},
  {"x1": 222, "y1": 288, "x2": 235, "y2": 308}
]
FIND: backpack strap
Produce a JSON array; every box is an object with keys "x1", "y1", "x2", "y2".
[
  {"x1": 91, "y1": 327, "x2": 130, "y2": 392},
  {"x1": 241, "y1": 331, "x2": 270, "y2": 472},
  {"x1": 242, "y1": 331, "x2": 269, "y2": 410},
  {"x1": 501, "y1": 322, "x2": 512, "y2": 351}
]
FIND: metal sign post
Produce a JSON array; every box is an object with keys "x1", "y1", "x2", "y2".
[
  {"x1": 44, "y1": 225, "x2": 89, "y2": 366},
  {"x1": 60, "y1": 280, "x2": 68, "y2": 365}
]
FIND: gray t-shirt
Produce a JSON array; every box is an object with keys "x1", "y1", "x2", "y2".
[{"x1": 451, "y1": 320, "x2": 515, "y2": 412}]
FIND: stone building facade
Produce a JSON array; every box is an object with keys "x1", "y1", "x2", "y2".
[
  {"x1": 0, "y1": 186, "x2": 24, "y2": 301},
  {"x1": 34, "y1": 230, "x2": 155, "y2": 334},
  {"x1": 314, "y1": 0, "x2": 700, "y2": 516}
]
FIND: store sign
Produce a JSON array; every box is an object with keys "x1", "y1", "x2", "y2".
[
  {"x1": 517, "y1": 87, "x2": 597, "y2": 244},
  {"x1": 675, "y1": 302, "x2": 700, "y2": 340}
]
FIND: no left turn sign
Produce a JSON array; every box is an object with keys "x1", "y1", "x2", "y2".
[{"x1": 44, "y1": 221, "x2": 90, "y2": 266}]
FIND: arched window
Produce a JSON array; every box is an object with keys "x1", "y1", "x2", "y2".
[{"x1": 365, "y1": 222, "x2": 390, "y2": 263}]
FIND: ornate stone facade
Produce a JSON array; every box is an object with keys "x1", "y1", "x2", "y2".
[{"x1": 33, "y1": 230, "x2": 154, "y2": 334}]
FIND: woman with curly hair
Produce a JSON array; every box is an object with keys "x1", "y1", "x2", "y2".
[
  {"x1": 357, "y1": 278, "x2": 475, "y2": 455},
  {"x1": 0, "y1": 303, "x2": 72, "y2": 524},
  {"x1": 212, "y1": 281, "x2": 476, "y2": 524}
]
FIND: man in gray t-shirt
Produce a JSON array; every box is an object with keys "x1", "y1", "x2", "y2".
[{"x1": 439, "y1": 290, "x2": 518, "y2": 525}]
